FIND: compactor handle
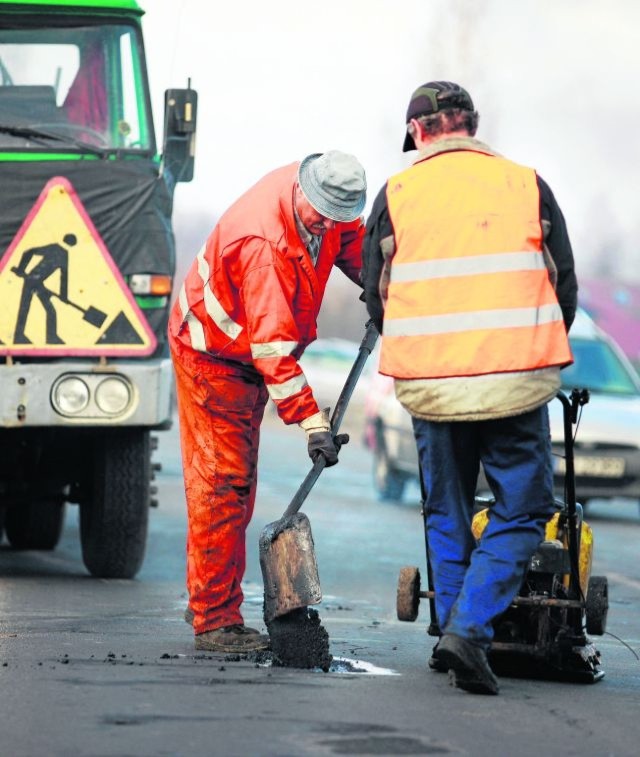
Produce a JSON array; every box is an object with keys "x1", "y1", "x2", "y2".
[{"x1": 556, "y1": 387, "x2": 590, "y2": 600}]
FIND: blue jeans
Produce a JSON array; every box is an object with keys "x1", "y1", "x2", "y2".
[{"x1": 412, "y1": 405, "x2": 556, "y2": 648}]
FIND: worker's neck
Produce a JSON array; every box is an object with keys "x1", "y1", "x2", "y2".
[{"x1": 414, "y1": 129, "x2": 470, "y2": 150}]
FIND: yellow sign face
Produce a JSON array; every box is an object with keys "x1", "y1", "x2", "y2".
[{"x1": 0, "y1": 177, "x2": 156, "y2": 356}]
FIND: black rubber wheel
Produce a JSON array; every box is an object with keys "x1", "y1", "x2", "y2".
[
  {"x1": 4, "y1": 500, "x2": 65, "y2": 550},
  {"x1": 397, "y1": 566, "x2": 421, "y2": 621},
  {"x1": 373, "y1": 443, "x2": 407, "y2": 501},
  {"x1": 585, "y1": 575, "x2": 608, "y2": 635},
  {"x1": 80, "y1": 429, "x2": 150, "y2": 579}
]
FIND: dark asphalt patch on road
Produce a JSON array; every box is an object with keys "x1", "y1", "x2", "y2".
[{"x1": 316, "y1": 735, "x2": 452, "y2": 754}]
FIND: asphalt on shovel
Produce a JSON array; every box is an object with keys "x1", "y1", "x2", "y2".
[{"x1": 259, "y1": 320, "x2": 379, "y2": 623}]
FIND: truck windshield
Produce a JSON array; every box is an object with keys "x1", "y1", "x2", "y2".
[{"x1": 0, "y1": 22, "x2": 153, "y2": 153}]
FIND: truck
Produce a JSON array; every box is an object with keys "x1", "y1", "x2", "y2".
[{"x1": 0, "y1": 0, "x2": 197, "y2": 578}]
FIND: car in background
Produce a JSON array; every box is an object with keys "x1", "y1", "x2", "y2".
[
  {"x1": 548, "y1": 310, "x2": 640, "y2": 511},
  {"x1": 264, "y1": 336, "x2": 371, "y2": 437},
  {"x1": 293, "y1": 337, "x2": 368, "y2": 437},
  {"x1": 362, "y1": 366, "x2": 417, "y2": 500},
  {"x1": 363, "y1": 309, "x2": 640, "y2": 510}
]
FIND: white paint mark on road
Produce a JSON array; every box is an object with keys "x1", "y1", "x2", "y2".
[
  {"x1": 329, "y1": 657, "x2": 400, "y2": 676},
  {"x1": 253, "y1": 655, "x2": 400, "y2": 675}
]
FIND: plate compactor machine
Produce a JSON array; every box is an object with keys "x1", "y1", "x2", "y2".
[{"x1": 396, "y1": 389, "x2": 607, "y2": 683}]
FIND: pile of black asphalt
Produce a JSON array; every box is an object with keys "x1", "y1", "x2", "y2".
[{"x1": 266, "y1": 607, "x2": 332, "y2": 672}]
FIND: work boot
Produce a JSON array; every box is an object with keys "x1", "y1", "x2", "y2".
[
  {"x1": 184, "y1": 607, "x2": 262, "y2": 635},
  {"x1": 433, "y1": 633, "x2": 499, "y2": 695},
  {"x1": 195, "y1": 625, "x2": 270, "y2": 653},
  {"x1": 427, "y1": 641, "x2": 447, "y2": 673}
]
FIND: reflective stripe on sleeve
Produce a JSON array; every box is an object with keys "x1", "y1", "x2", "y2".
[
  {"x1": 178, "y1": 283, "x2": 189, "y2": 319},
  {"x1": 250, "y1": 341, "x2": 298, "y2": 359},
  {"x1": 266, "y1": 373, "x2": 308, "y2": 401},
  {"x1": 384, "y1": 303, "x2": 564, "y2": 337},
  {"x1": 390, "y1": 250, "x2": 545, "y2": 283},
  {"x1": 179, "y1": 284, "x2": 207, "y2": 352},
  {"x1": 196, "y1": 244, "x2": 243, "y2": 340}
]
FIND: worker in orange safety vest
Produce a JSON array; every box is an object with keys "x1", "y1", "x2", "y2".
[
  {"x1": 169, "y1": 151, "x2": 367, "y2": 652},
  {"x1": 362, "y1": 81, "x2": 577, "y2": 695}
]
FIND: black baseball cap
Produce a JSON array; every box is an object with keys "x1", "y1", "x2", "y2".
[{"x1": 403, "y1": 81, "x2": 475, "y2": 151}]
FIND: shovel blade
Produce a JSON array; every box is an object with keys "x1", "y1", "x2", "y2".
[
  {"x1": 83, "y1": 305, "x2": 107, "y2": 328},
  {"x1": 259, "y1": 512, "x2": 322, "y2": 623}
]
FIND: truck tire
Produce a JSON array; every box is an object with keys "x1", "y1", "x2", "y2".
[
  {"x1": 4, "y1": 500, "x2": 65, "y2": 550},
  {"x1": 80, "y1": 429, "x2": 150, "y2": 579}
]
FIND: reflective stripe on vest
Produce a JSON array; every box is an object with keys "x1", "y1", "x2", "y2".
[
  {"x1": 389, "y1": 249, "x2": 545, "y2": 283},
  {"x1": 178, "y1": 283, "x2": 207, "y2": 352},
  {"x1": 381, "y1": 150, "x2": 572, "y2": 379},
  {"x1": 196, "y1": 244, "x2": 243, "y2": 342},
  {"x1": 383, "y1": 302, "x2": 564, "y2": 337},
  {"x1": 179, "y1": 244, "x2": 243, "y2": 353}
]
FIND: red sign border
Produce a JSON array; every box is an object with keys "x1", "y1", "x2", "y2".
[{"x1": 0, "y1": 176, "x2": 158, "y2": 357}]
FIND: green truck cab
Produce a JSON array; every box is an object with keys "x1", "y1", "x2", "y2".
[{"x1": 0, "y1": 0, "x2": 196, "y2": 577}]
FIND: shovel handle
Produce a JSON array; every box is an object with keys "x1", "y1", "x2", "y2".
[
  {"x1": 282, "y1": 457, "x2": 326, "y2": 518},
  {"x1": 329, "y1": 319, "x2": 379, "y2": 434},
  {"x1": 282, "y1": 320, "x2": 379, "y2": 519}
]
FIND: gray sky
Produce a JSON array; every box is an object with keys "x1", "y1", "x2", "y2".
[{"x1": 142, "y1": 0, "x2": 640, "y2": 281}]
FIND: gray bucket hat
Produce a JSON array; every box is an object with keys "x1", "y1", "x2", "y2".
[{"x1": 298, "y1": 151, "x2": 367, "y2": 222}]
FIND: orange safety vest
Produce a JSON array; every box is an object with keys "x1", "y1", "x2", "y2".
[
  {"x1": 380, "y1": 149, "x2": 572, "y2": 380},
  {"x1": 168, "y1": 162, "x2": 363, "y2": 424}
]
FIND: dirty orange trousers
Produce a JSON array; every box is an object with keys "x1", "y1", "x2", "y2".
[{"x1": 170, "y1": 337, "x2": 269, "y2": 635}]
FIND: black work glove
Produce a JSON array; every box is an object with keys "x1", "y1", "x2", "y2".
[{"x1": 307, "y1": 431, "x2": 350, "y2": 467}]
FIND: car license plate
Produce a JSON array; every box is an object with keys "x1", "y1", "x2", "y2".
[{"x1": 555, "y1": 456, "x2": 626, "y2": 478}]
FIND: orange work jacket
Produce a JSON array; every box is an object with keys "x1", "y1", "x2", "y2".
[
  {"x1": 380, "y1": 148, "x2": 572, "y2": 380},
  {"x1": 168, "y1": 162, "x2": 364, "y2": 424}
]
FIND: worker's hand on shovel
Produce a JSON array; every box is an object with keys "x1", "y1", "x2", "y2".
[
  {"x1": 308, "y1": 430, "x2": 349, "y2": 467},
  {"x1": 299, "y1": 408, "x2": 349, "y2": 467}
]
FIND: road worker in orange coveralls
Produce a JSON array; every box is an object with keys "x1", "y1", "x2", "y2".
[{"x1": 168, "y1": 151, "x2": 367, "y2": 652}]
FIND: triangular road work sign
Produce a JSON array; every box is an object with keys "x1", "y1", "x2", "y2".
[{"x1": 0, "y1": 177, "x2": 157, "y2": 356}]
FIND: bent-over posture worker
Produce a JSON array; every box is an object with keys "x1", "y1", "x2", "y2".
[
  {"x1": 362, "y1": 81, "x2": 577, "y2": 694},
  {"x1": 169, "y1": 151, "x2": 367, "y2": 652}
]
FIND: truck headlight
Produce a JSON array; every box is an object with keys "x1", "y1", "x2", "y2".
[
  {"x1": 53, "y1": 377, "x2": 90, "y2": 415},
  {"x1": 95, "y1": 377, "x2": 132, "y2": 415},
  {"x1": 51, "y1": 373, "x2": 136, "y2": 420}
]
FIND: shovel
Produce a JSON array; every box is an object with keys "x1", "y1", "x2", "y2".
[
  {"x1": 11, "y1": 266, "x2": 107, "y2": 328},
  {"x1": 56, "y1": 295, "x2": 107, "y2": 329},
  {"x1": 259, "y1": 320, "x2": 379, "y2": 623}
]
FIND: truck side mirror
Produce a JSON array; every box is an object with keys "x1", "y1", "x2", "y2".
[{"x1": 162, "y1": 85, "x2": 198, "y2": 183}]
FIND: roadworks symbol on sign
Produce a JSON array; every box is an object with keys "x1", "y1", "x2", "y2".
[{"x1": 0, "y1": 176, "x2": 157, "y2": 356}]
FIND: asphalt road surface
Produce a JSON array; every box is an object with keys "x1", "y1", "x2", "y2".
[{"x1": 2, "y1": 412, "x2": 640, "y2": 756}]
